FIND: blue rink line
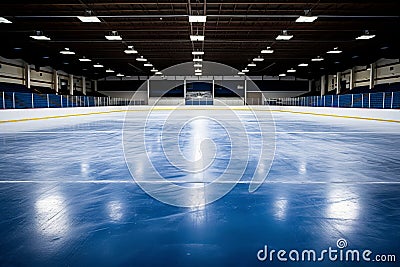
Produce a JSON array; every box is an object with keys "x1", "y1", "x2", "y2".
[{"x1": 0, "y1": 110, "x2": 399, "y2": 266}]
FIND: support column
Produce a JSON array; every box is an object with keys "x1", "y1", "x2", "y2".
[
  {"x1": 308, "y1": 79, "x2": 313, "y2": 92},
  {"x1": 212, "y1": 79, "x2": 215, "y2": 99},
  {"x1": 336, "y1": 72, "x2": 341, "y2": 95},
  {"x1": 369, "y1": 63, "x2": 375, "y2": 89},
  {"x1": 244, "y1": 77, "x2": 247, "y2": 105},
  {"x1": 183, "y1": 79, "x2": 187, "y2": 98},
  {"x1": 93, "y1": 80, "x2": 98, "y2": 92},
  {"x1": 82, "y1": 76, "x2": 86, "y2": 95},
  {"x1": 349, "y1": 68, "x2": 354, "y2": 90},
  {"x1": 147, "y1": 79, "x2": 150, "y2": 105},
  {"x1": 69, "y1": 74, "x2": 74, "y2": 95},
  {"x1": 320, "y1": 75, "x2": 326, "y2": 96},
  {"x1": 53, "y1": 70, "x2": 59, "y2": 93},
  {"x1": 25, "y1": 64, "x2": 31, "y2": 89}
]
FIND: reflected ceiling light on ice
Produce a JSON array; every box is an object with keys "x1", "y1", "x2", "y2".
[
  {"x1": 188, "y1": 15, "x2": 207, "y2": 23},
  {"x1": 107, "y1": 201, "x2": 123, "y2": 221},
  {"x1": 274, "y1": 199, "x2": 288, "y2": 221},
  {"x1": 327, "y1": 187, "x2": 360, "y2": 232},
  {"x1": 35, "y1": 194, "x2": 70, "y2": 237}
]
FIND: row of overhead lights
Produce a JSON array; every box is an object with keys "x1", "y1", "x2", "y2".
[
  {"x1": 238, "y1": 10, "x2": 376, "y2": 77},
  {"x1": 2, "y1": 13, "x2": 163, "y2": 77},
  {"x1": 189, "y1": 15, "x2": 207, "y2": 76},
  {"x1": 28, "y1": 30, "x2": 163, "y2": 77}
]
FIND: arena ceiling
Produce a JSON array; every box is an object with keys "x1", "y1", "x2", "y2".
[{"x1": 0, "y1": 0, "x2": 399, "y2": 79}]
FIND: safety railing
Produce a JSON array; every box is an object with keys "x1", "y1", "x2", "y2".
[
  {"x1": 265, "y1": 91, "x2": 400, "y2": 109},
  {"x1": 185, "y1": 97, "x2": 214, "y2": 105},
  {"x1": 1, "y1": 91, "x2": 143, "y2": 109}
]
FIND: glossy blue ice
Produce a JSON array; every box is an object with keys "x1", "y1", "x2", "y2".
[{"x1": 0, "y1": 109, "x2": 399, "y2": 266}]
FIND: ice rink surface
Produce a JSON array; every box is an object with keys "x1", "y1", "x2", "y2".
[{"x1": 0, "y1": 107, "x2": 399, "y2": 266}]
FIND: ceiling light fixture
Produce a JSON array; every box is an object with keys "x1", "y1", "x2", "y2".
[
  {"x1": 296, "y1": 10, "x2": 318, "y2": 23},
  {"x1": 105, "y1": 31, "x2": 122, "y2": 41},
  {"x1": 327, "y1": 47, "x2": 342, "y2": 54},
  {"x1": 190, "y1": 35, "x2": 205, "y2": 41},
  {"x1": 106, "y1": 69, "x2": 115, "y2": 73},
  {"x1": 253, "y1": 56, "x2": 264, "y2": 62},
  {"x1": 144, "y1": 63, "x2": 153, "y2": 67},
  {"x1": 0, "y1": 17, "x2": 12, "y2": 23},
  {"x1": 124, "y1": 46, "x2": 138, "y2": 54},
  {"x1": 311, "y1": 56, "x2": 324, "y2": 62},
  {"x1": 136, "y1": 56, "x2": 147, "y2": 62},
  {"x1": 93, "y1": 63, "x2": 104, "y2": 68},
  {"x1": 30, "y1": 31, "x2": 51, "y2": 41},
  {"x1": 356, "y1": 30, "x2": 375, "y2": 40},
  {"x1": 248, "y1": 62, "x2": 256, "y2": 67},
  {"x1": 155, "y1": 72, "x2": 162, "y2": 75},
  {"x1": 296, "y1": 16, "x2": 318, "y2": 23},
  {"x1": 195, "y1": 69, "x2": 202, "y2": 73},
  {"x1": 193, "y1": 58, "x2": 203, "y2": 62},
  {"x1": 287, "y1": 68, "x2": 296, "y2": 73},
  {"x1": 195, "y1": 72, "x2": 202, "y2": 76},
  {"x1": 242, "y1": 69, "x2": 249, "y2": 73},
  {"x1": 298, "y1": 63, "x2": 308, "y2": 67},
  {"x1": 276, "y1": 30, "x2": 293, "y2": 41},
  {"x1": 193, "y1": 63, "x2": 202, "y2": 68},
  {"x1": 60, "y1": 48, "x2": 75, "y2": 55},
  {"x1": 79, "y1": 57, "x2": 91, "y2": 62},
  {"x1": 77, "y1": 16, "x2": 101, "y2": 23},
  {"x1": 151, "y1": 68, "x2": 158, "y2": 72},
  {"x1": 279, "y1": 73, "x2": 287, "y2": 77},
  {"x1": 192, "y1": 51, "x2": 205, "y2": 55},
  {"x1": 238, "y1": 71, "x2": 245, "y2": 75},
  {"x1": 261, "y1": 47, "x2": 274, "y2": 54},
  {"x1": 116, "y1": 73, "x2": 124, "y2": 77},
  {"x1": 188, "y1": 15, "x2": 207, "y2": 23}
]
